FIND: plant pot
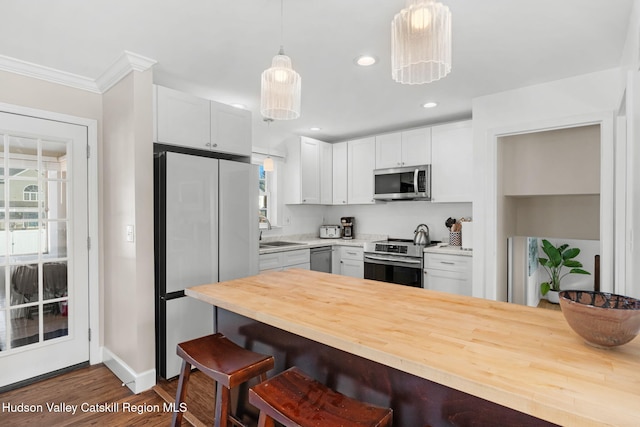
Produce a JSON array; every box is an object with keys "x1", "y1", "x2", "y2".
[{"x1": 547, "y1": 290, "x2": 560, "y2": 304}]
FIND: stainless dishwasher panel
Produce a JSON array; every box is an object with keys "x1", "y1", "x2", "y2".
[{"x1": 310, "y1": 246, "x2": 332, "y2": 273}]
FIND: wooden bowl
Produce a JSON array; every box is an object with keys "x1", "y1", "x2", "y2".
[{"x1": 559, "y1": 290, "x2": 640, "y2": 348}]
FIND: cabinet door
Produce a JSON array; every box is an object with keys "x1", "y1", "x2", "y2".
[
  {"x1": 348, "y1": 137, "x2": 376, "y2": 204},
  {"x1": 401, "y1": 127, "x2": 431, "y2": 166},
  {"x1": 331, "y1": 247, "x2": 342, "y2": 273},
  {"x1": 431, "y1": 120, "x2": 473, "y2": 203},
  {"x1": 375, "y1": 133, "x2": 402, "y2": 169},
  {"x1": 211, "y1": 101, "x2": 252, "y2": 156},
  {"x1": 300, "y1": 137, "x2": 321, "y2": 204},
  {"x1": 156, "y1": 85, "x2": 211, "y2": 150},
  {"x1": 341, "y1": 259, "x2": 364, "y2": 278},
  {"x1": 332, "y1": 142, "x2": 348, "y2": 205},
  {"x1": 320, "y1": 142, "x2": 333, "y2": 205}
]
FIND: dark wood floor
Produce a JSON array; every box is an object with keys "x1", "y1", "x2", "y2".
[{"x1": 0, "y1": 364, "x2": 223, "y2": 426}]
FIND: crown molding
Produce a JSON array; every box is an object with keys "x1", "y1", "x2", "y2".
[
  {"x1": 0, "y1": 51, "x2": 157, "y2": 94},
  {"x1": 0, "y1": 54, "x2": 100, "y2": 93},
  {"x1": 95, "y1": 51, "x2": 157, "y2": 93}
]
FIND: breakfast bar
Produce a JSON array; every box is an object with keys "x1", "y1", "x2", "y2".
[{"x1": 186, "y1": 269, "x2": 640, "y2": 427}]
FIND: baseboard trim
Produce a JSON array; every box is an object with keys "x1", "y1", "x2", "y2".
[{"x1": 102, "y1": 347, "x2": 156, "y2": 394}]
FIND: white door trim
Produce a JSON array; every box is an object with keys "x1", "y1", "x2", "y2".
[
  {"x1": 0, "y1": 102, "x2": 100, "y2": 365},
  {"x1": 480, "y1": 111, "x2": 616, "y2": 300}
]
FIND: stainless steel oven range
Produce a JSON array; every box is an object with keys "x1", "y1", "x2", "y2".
[{"x1": 363, "y1": 238, "x2": 439, "y2": 288}]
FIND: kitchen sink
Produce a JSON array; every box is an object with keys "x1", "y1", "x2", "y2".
[{"x1": 259, "y1": 241, "x2": 306, "y2": 248}]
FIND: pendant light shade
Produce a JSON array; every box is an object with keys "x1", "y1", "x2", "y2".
[
  {"x1": 263, "y1": 156, "x2": 274, "y2": 172},
  {"x1": 391, "y1": 0, "x2": 452, "y2": 85},
  {"x1": 261, "y1": 49, "x2": 301, "y2": 120}
]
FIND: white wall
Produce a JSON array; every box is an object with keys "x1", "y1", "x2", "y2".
[
  {"x1": 262, "y1": 201, "x2": 472, "y2": 243},
  {"x1": 472, "y1": 68, "x2": 623, "y2": 301},
  {"x1": 102, "y1": 70, "x2": 155, "y2": 378},
  {"x1": 327, "y1": 202, "x2": 472, "y2": 242},
  {"x1": 621, "y1": 0, "x2": 640, "y2": 298}
]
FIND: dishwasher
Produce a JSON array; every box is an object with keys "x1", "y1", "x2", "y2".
[{"x1": 310, "y1": 246, "x2": 332, "y2": 273}]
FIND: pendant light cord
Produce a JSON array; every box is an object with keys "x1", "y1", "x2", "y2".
[{"x1": 279, "y1": 0, "x2": 285, "y2": 55}]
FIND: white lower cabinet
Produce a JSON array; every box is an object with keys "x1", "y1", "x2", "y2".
[
  {"x1": 259, "y1": 249, "x2": 310, "y2": 272},
  {"x1": 336, "y1": 246, "x2": 364, "y2": 278},
  {"x1": 423, "y1": 252, "x2": 472, "y2": 296}
]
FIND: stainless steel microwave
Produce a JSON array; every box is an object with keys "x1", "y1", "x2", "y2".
[{"x1": 373, "y1": 165, "x2": 431, "y2": 201}]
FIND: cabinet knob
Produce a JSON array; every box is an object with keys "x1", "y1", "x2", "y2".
[
  {"x1": 205, "y1": 143, "x2": 211, "y2": 147},
  {"x1": 343, "y1": 200, "x2": 346, "y2": 204},
  {"x1": 340, "y1": 260, "x2": 343, "y2": 263},
  {"x1": 212, "y1": 143, "x2": 218, "y2": 147},
  {"x1": 303, "y1": 199, "x2": 306, "y2": 202}
]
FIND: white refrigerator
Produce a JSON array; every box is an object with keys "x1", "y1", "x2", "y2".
[{"x1": 154, "y1": 149, "x2": 258, "y2": 379}]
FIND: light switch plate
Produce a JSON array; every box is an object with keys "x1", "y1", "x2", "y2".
[{"x1": 126, "y1": 225, "x2": 135, "y2": 242}]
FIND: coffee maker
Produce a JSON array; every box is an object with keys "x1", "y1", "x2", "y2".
[{"x1": 340, "y1": 217, "x2": 354, "y2": 239}]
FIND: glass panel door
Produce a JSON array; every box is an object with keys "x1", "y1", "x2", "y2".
[{"x1": 0, "y1": 112, "x2": 88, "y2": 389}]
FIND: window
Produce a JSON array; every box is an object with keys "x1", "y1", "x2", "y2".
[
  {"x1": 258, "y1": 164, "x2": 269, "y2": 221},
  {"x1": 252, "y1": 154, "x2": 279, "y2": 228},
  {"x1": 23, "y1": 184, "x2": 38, "y2": 201}
]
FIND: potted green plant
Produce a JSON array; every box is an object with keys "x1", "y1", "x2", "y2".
[{"x1": 538, "y1": 239, "x2": 590, "y2": 303}]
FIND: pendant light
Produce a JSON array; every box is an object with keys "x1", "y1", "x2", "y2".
[
  {"x1": 391, "y1": 0, "x2": 452, "y2": 85},
  {"x1": 263, "y1": 118, "x2": 274, "y2": 172},
  {"x1": 261, "y1": 0, "x2": 301, "y2": 120}
]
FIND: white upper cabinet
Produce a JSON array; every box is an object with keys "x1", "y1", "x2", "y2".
[
  {"x1": 285, "y1": 136, "x2": 332, "y2": 205},
  {"x1": 375, "y1": 133, "x2": 402, "y2": 168},
  {"x1": 348, "y1": 137, "x2": 376, "y2": 204},
  {"x1": 401, "y1": 127, "x2": 431, "y2": 166},
  {"x1": 155, "y1": 85, "x2": 210, "y2": 150},
  {"x1": 211, "y1": 101, "x2": 252, "y2": 156},
  {"x1": 154, "y1": 85, "x2": 251, "y2": 157},
  {"x1": 320, "y1": 142, "x2": 333, "y2": 205},
  {"x1": 332, "y1": 142, "x2": 348, "y2": 205},
  {"x1": 300, "y1": 137, "x2": 321, "y2": 204},
  {"x1": 375, "y1": 128, "x2": 431, "y2": 169},
  {"x1": 431, "y1": 120, "x2": 473, "y2": 203}
]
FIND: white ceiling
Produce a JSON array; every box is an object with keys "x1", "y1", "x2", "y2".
[{"x1": 0, "y1": 0, "x2": 634, "y2": 149}]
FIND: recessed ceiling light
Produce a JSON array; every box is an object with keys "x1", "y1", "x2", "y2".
[
  {"x1": 422, "y1": 102, "x2": 438, "y2": 108},
  {"x1": 355, "y1": 55, "x2": 377, "y2": 66},
  {"x1": 310, "y1": 127, "x2": 321, "y2": 131},
  {"x1": 231, "y1": 103, "x2": 246, "y2": 109}
]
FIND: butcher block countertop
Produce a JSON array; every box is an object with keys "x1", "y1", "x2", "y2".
[{"x1": 186, "y1": 269, "x2": 640, "y2": 427}]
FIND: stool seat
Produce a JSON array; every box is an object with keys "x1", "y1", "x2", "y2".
[
  {"x1": 172, "y1": 333, "x2": 275, "y2": 427},
  {"x1": 249, "y1": 367, "x2": 393, "y2": 427}
]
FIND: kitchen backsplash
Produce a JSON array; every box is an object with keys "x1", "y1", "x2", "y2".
[{"x1": 262, "y1": 202, "x2": 472, "y2": 242}]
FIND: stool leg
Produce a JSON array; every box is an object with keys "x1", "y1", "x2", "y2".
[
  {"x1": 257, "y1": 412, "x2": 275, "y2": 427},
  {"x1": 171, "y1": 360, "x2": 192, "y2": 427},
  {"x1": 214, "y1": 382, "x2": 230, "y2": 427}
]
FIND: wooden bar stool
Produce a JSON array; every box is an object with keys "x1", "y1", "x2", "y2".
[
  {"x1": 249, "y1": 367, "x2": 393, "y2": 427},
  {"x1": 171, "y1": 333, "x2": 275, "y2": 427}
]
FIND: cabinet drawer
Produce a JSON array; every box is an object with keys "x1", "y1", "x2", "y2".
[
  {"x1": 424, "y1": 253, "x2": 471, "y2": 271},
  {"x1": 282, "y1": 249, "x2": 310, "y2": 267},
  {"x1": 424, "y1": 268, "x2": 472, "y2": 296},
  {"x1": 259, "y1": 253, "x2": 283, "y2": 271},
  {"x1": 339, "y1": 246, "x2": 363, "y2": 261}
]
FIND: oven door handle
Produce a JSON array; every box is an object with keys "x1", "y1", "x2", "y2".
[{"x1": 364, "y1": 254, "x2": 422, "y2": 265}]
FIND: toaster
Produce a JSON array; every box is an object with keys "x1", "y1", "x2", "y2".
[{"x1": 319, "y1": 225, "x2": 341, "y2": 239}]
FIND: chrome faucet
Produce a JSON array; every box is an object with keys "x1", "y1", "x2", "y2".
[{"x1": 259, "y1": 215, "x2": 272, "y2": 240}]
